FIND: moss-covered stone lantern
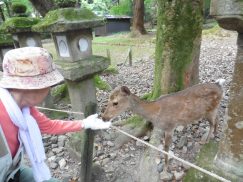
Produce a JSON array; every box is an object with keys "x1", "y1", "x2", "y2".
[
  {"x1": 0, "y1": 17, "x2": 41, "y2": 48},
  {"x1": 208, "y1": 0, "x2": 243, "y2": 180},
  {"x1": 0, "y1": 33, "x2": 14, "y2": 71},
  {"x1": 33, "y1": 8, "x2": 109, "y2": 182},
  {"x1": 210, "y1": 0, "x2": 243, "y2": 33}
]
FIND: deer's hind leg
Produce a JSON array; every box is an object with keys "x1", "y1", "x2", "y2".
[{"x1": 205, "y1": 109, "x2": 219, "y2": 143}]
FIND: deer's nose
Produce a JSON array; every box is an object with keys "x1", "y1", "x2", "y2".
[{"x1": 101, "y1": 113, "x2": 110, "y2": 121}]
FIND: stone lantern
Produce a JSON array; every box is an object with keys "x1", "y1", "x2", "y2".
[
  {"x1": 33, "y1": 8, "x2": 109, "y2": 182},
  {"x1": 0, "y1": 17, "x2": 42, "y2": 48},
  {"x1": 0, "y1": 34, "x2": 14, "y2": 71},
  {"x1": 210, "y1": 0, "x2": 243, "y2": 179}
]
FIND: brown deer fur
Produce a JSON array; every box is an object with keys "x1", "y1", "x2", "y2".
[{"x1": 102, "y1": 80, "x2": 225, "y2": 172}]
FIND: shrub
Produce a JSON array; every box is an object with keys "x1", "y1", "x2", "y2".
[{"x1": 110, "y1": 0, "x2": 132, "y2": 16}]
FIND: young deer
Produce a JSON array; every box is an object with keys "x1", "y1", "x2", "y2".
[{"x1": 102, "y1": 79, "x2": 225, "y2": 173}]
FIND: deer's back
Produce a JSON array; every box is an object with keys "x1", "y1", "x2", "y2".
[{"x1": 155, "y1": 83, "x2": 223, "y2": 129}]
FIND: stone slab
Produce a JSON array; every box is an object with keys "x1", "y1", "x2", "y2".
[
  {"x1": 55, "y1": 55, "x2": 109, "y2": 81},
  {"x1": 210, "y1": 0, "x2": 243, "y2": 32}
]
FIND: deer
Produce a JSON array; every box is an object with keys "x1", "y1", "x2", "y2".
[{"x1": 102, "y1": 79, "x2": 225, "y2": 174}]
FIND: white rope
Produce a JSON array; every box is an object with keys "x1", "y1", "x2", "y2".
[
  {"x1": 36, "y1": 106, "x2": 84, "y2": 116},
  {"x1": 37, "y1": 106, "x2": 231, "y2": 182},
  {"x1": 111, "y1": 125, "x2": 230, "y2": 182}
]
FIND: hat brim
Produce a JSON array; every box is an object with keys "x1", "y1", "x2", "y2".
[{"x1": 0, "y1": 70, "x2": 64, "y2": 89}]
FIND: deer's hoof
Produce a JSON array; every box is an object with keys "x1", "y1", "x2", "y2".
[{"x1": 160, "y1": 170, "x2": 173, "y2": 181}]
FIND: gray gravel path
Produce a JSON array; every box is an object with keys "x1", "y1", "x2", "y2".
[{"x1": 43, "y1": 29, "x2": 237, "y2": 182}]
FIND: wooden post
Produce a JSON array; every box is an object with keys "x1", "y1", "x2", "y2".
[
  {"x1": 128, "y1": 47, "x2": 132, "y2": 66},
  {"x1": 66, "y1": 78, "x2": 97, "y2": 182},
  {"x1": 106, "y1": 48, "x2": 111, "y2": 64}
]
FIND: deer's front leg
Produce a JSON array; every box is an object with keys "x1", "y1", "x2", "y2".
[
  {"x1": 164, "y1": 130, "x2": 173, "y2": 171},
  {"x1": 160, "y1": 130, "x2": 174, "y2": 180}
]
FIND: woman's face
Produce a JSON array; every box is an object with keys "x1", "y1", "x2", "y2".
[{"x1": 22, "y1": 87, "x2": 50, "y2": 107}]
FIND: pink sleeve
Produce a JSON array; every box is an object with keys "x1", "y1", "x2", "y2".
[{"x1": 31, "y1": 107, "x2": 83, "y2": 134}]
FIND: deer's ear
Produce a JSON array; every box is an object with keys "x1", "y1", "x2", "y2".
[{"x1": 121, "y1": 86, "x2": 131, "y2": 96}]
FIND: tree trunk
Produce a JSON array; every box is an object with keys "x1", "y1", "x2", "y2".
[
  {"x1": 138, "y1": 1, "x2": 204, "y2": 181},
  {"x1": 151, "y1": 0, "x2": 203, "y2": 99},
  {"x1": 132, "y1": 0, "x2": 147, "y2": 35},
  {"x1": 4, "y1": 0, "x2": 12, "y2": 17},
  {"x1": 28, "y1": 0, "x2": 56, "y2": 16}
]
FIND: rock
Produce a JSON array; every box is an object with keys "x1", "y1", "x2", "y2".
[
  {"x1": 50, "y1": 136, "x2": 58, "y2": 143},
  {"x1": 157, "y1": 163, "x2": 163, "y2": 173},
  {"x1": 109, "y1": 153, "x2": 117, "y2": 159},
  {"x1": 177, "y1": 136, "x2": 187, "y2": 149},
  {"x1": 173, "y1": 171, "x2": 184, "y2": 180},
  {"x1": 160, "y1": 171, "x2": 173, "y2": 181},
  {"x1": 58, "y1": 158, "x2": 67, "y2": 169},
  {"x1": 58, "y1": 135, "x2": 66, "y2": 147},
  {"x1": 107, "y1": 141, "x2": 115, "y2": 147},
  {"x1": 48, "y1": 156, "x2": 56, "y2": 162},
  {"x1": 50, "y1": 162, "x2": 58, "y2": 169},
  {"x1": 176, "y1": 125, "x2": 184, "y2": 132}
]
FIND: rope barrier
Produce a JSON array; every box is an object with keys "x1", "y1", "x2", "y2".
[
  {"x1": 36, "y1": 106, "x2": 84, "y2": 116},
  {"x1": 37, "y1": 106, "x2": 231, "y2": 182}
]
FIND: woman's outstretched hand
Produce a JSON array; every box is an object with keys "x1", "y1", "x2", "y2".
[{"x1": 81, "y1": 114, "x2": 111, "y2": 130}]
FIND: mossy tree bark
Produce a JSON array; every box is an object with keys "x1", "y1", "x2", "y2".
[
  {"x1": 132, "y1": 0, "x2": 147, "y2": 35},
  {"x1": 138, "y1": 1, "x2": 204, "y2": 181},
  {"x1": 151, "y1": 0, "x2": 203, "y2": 99},
  {"x1": 28, "y1": 0, "x2": 56, "y2": 16}
]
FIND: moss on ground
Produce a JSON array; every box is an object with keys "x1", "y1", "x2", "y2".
[
  {"x1": 102, "y1": 65, "x2": 119, "y2": 75},
  {"x1": 184, "y1": 141, "x2": 239, "y2": 182},
  {"x1": 51, "y1": 83, "x2": 70, "y2": 103},
  {"x1": 124, "y1": 115, "x2": 147, "y2": 128},
  {"x1": 94, "y1": 75, "x2": 111, "y2": 91}
]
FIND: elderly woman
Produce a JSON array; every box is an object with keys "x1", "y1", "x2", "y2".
[{"x1": 0, "y1": 47, "x2": 111, "y2": 182}]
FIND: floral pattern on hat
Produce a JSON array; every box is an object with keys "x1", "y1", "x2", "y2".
[{"x1": 0, "y1": 47, "x2": 64, "y2": 89}]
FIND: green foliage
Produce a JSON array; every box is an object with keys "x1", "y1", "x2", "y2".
[
  {"x1": 141, "y1": 92, "x2": 153, "y2": 101},
  {"x1": 94, "y1": 75, "x2": 111, "y2": 91},
  {"x1": 102, "y1": 65, "x2": 119, "y2": 74},
  {"x1": 54, "y1": 0, "x2": 77, "y2": 8},
  {"x1": 144, "y1": 0, "x2": 157, "y2": 23},
  {"x1": 124, "y1": 115, "x2": 145, "y2": 127},
  {"x1": 12, "y1": 2, "x2": 27, "y2": 14},
  {"x1": 51, "y1": 83, "x2": 70, "y2": 102},
  {"x1": 110, "y1": 0, "x2": 132, "y2": 16},
  {"x1": 81, "y1": 0, "x2": 113, "y2": 16},
  {"x1": 0, "y1": 33, "x2": 13, "y2": 45}
]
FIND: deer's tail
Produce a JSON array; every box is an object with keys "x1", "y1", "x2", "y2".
[{"x1": 215, "y1": 79, "x2": 225, "y2": 88}]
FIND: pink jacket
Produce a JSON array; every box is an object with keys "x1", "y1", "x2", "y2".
[{"x1": 0, "y1": 101, "x2": 82, "y2": 158}]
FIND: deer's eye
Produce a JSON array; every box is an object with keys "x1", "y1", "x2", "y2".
[{"x1": 113, "y1": 102, "x2": 118, "y2": 106}]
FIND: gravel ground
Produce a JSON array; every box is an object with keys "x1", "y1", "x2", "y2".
[{"x1": 41, "y1": 29, "x2": 237, "y2": 182}]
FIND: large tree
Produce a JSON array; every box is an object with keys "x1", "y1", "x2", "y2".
[
  {"x1": 132, "y1": 0, "x2": 146, "y2": 35},
  {"x1": 138, "y1": 1, "x2": 204, "y2": 181},
  {"x1": 151, "y1": 0, "x2": 203, "y2": 98},
  {"x1": 28, "y1": 0, "x2": 55, "y2": 16}
]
